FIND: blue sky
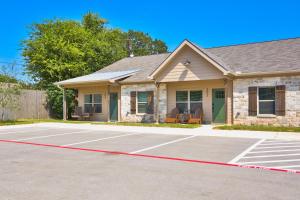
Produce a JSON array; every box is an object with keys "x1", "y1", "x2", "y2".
[{"x1": 1, "y1": 0, "x2": 300, "y2": 80}]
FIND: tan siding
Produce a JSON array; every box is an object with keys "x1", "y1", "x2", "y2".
[
  {"x1": 157, "y1": 46, "x2": 224, "y2": 82},
  {"x1": 78, "y1": 85, "x2": 120, "y2": 121},
  {"x1": 167, "y1": 80, "x2": 225, "y2": 123}
]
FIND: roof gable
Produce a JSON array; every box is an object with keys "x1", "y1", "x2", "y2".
[
  {"x1": 149, "y1": 40, "x2": 232, "y2": 79},
  {"x1": 155, "y1": 45, "x2": 225, "y2": 82}
]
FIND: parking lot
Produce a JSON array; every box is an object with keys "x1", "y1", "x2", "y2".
[
  {"x1": 0, "y1": 124, "x2": 300, "y2": 200},
  {"x1": 230, "y1": 139, "x2": 300, "y2": 171}
]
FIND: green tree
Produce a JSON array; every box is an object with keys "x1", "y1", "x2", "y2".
[
  {"x1": 22, "y1": 13, "x2": 168, "y2": 87},
  {"x1": 46, "y1": 84, "x2": 75, "y2": 119},
  {"x1": 83, "y1": 12, "x2": 107, "y2": 33},
  {"x1": 22, "y1": 14, "x2": 127, "y2": 88},
  {"x1": 22, "y1": 12, "x2": 168, "y2": 118},
  {"x1": 126, "y1": 30, "x2": 168, "y2": 56},
  {"x1": 0, "y1": 74, "x2": 18, "y2": 83}
]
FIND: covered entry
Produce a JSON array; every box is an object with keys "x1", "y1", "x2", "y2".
[
  {"x1": 148, "y1": 40, "x2": 233, "y2": 124},
  {"x1": 109, "y1": 93, "x2": 118, "y2": 121},
  {"x1": 212, "y1": 88, "x2": 225, "y2": 123},
  {"x1": 56, "y1": 70, "x2": 138, "y2": 121}
]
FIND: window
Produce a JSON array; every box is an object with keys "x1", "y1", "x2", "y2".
[
  {"x1": 176, "y1": 90, "x2": 202, "y2": 113},
  {"x1": 176, "y1": 91, "x2": 188, "y2": 114},
  {"x1": 258, "y1": 87, "x2": 275, "y2": 115},
  {"x1": 137, "y1": 91, "x2": 154, "y2": 114},
  {"x1": 190, "y1": 91, "x2": 202, "y2": 113},
  {"x1": 84, "y1": 94, "x2": 102, "y2": 113}
]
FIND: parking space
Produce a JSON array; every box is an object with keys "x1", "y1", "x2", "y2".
[
  {"x1": 73, "y1": 134, "x2": 186, "y2": 153},
  {"x1": 1, "y1": 125, "x2": 300, "y2": 199},
  {"x1": 139, "y1": 136, "x2": 258, "y2": 162},
  {"x1": 229, "y1": 139, "x2": 300, "y2": 170},
  {"x1": 0, "y1": 127, "x2": 84, "y2": 140},
  {"x1": 0, "y1": 126, "x2": 257, "y2": 163}
]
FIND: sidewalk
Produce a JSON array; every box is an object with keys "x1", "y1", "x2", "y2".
[{"x1": 3, "y1": 122, "x2": 300, "y2": 140}]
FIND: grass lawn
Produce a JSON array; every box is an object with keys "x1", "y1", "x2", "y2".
[
  {"x1": 92, "y1": 122, "x2": 200, "y2": 128},
  {"x1": 214, "y1": 124, "x2": 300, "y2": 132},
  {"x1": 23, "y1": 119, "x2": 93, "y2": 124},
  {"x1": 0, "y1": 119, "x2": 200, "y2": 128},
  {"x1": 0, "y1": 119, "x2": 93, "y2": 126},
  {"x1": 0, "y1": 120, "x2": 36, "y2": 126}
]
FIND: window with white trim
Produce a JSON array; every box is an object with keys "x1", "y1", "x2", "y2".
[
  {"x1": 176, "y1": 90, "x2": 202, "y2": 114},
  {"x1": 84, "y1": 94, "x2": 102, "y2": 113},
  {"x1": 258, "y1": 87, "x2": 275, "y2": 115}
]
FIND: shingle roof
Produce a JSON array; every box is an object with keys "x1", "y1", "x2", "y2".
[
  {"x1": 56, "y1": 69, "x2": 139, "y2": 85},
  {"x1": 96, "y1": 53, "x2": 170, "y2": 83},
  {"x1": 189, "y1": 41, "x2": 233, "y2": 72},
  {"x1": 96, "y1": 37, "x2": 300, "y2": 82},
  {"x1": 207, "y1": 37, "x2": 300, "y2": 74}
]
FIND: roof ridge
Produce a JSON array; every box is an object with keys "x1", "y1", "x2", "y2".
[
  {"x1": 124, "y1": 52, "x2": 171, "y2": 59},
  {"x1": 205, "y1": 36, "x2": 300, "y2": 49}
]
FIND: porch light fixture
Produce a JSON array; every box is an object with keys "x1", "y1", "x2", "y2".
[{"x1": 183, "y1": 58, "x2": 191, "y2": 66}]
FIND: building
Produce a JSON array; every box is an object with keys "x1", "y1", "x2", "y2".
[{"x1": 57, "y1": 38, "x2": 300, "y2": 126}]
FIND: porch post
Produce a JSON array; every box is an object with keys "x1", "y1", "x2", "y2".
[
  {"x1": 225, "y1": 78, "x2": 233, "y2": 124},
  {"x1": 155, "y1": 82, "x2": 160, "y2": 124},
  {"x1": 107, "y1": 85, "x2": 111, "y2": 122},
  {"x1": 62, "y1": 87, "x2": 67, "y2": 121}
]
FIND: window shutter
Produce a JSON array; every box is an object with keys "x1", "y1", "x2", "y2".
[
  {"x1": 276, "y1": 85, "x2": 285, "y2": 116},
  {"x1": 130, "y1": 91, "x2": 136, "y2": 114},
  {"x1": 147, "y1": 91, "x2": 154, "y2": 114},
  {"x1": 248, "y1": 87, "x2": 257, "y2": 116}
]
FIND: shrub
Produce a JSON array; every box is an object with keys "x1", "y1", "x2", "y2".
[{"x1": 46, "y1": 84, "x2": 76, "y2": 119}]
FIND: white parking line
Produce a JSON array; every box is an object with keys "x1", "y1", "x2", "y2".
[
  {"x1": 255, "y1": 145, "x2": 300, "y2": 149},
  {"x1": 258, "y1": 142, "x2": 300, "y2": 146},
  {"x1": 63, "y1": 133, "x2": 139, "y2": 146},
  {"x1": 239, "y1": 159, "x2": 300, "y2": 165},
  {"x1": 15, "y1": 130, "x2": 92, "y2": 141},
  {"x1": 130, "y1": 135, "x2": 197, "y2": 154},
  {"x1": 243, "y1": 153, "x2": 300, "y2": 159},
  {"x1": 271, "y1": 165, "x2": 300, "y2": 169},
  {"x1": 0, "y1": 128, "x2": 49, "y2": 135},
  {"x1": 263, "y1": 140, "x2": 292, "y2": 143},
  {"x1": 228, "y1": 139, "x2": 265, "y2": 164},
  {"x1": 249, "y1": 149, "x2": 300, "y2": 154}
]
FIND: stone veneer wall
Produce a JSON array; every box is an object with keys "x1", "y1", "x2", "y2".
[
  {"x1": 233, "y1": 76, "x2": 300, "y2": 127},
  {"x1": 121, "y1": 83, "x2": 167, "y2": 122}
]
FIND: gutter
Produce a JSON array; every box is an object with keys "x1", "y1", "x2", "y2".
[{"x1": 233, "y1": 70, "x2": 300, "y2": 77}]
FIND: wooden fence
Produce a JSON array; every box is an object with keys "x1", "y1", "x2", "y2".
[{"x1": 0, "y1": 89, "x2": 50, "y2": 120}]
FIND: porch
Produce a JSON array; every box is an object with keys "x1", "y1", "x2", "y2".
[
  {"x1": 165, "y1": 79, "x2": 232, "y2": 124},
  {"x1": 61, "y1": 78, "x2": 232, "y2": 125},
  {"x1": 62, "y1": 84, "x2": 121, "y2": 122}
]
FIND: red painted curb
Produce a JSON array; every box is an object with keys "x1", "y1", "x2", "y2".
[{"x1": 0, "y1": 139, "x2": 299, "y2": 174}]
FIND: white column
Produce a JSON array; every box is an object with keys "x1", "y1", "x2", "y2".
[
  {"x1": 63, "y1": 88, "x2": 67, "y2": 121},
  {"x1": 155, "y1": 83, "x2": 160, "y2": 124},
  {"x1": 107, "y1": 85, "x2": 111, "y2": 122}
]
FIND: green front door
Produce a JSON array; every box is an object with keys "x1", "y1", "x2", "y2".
[
  {"x1": 109, "y1": 93, "x2": 118, "y2": 121},
  {"x1": 212, "y1": 89, "x2": 225, "y2": 123}
]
